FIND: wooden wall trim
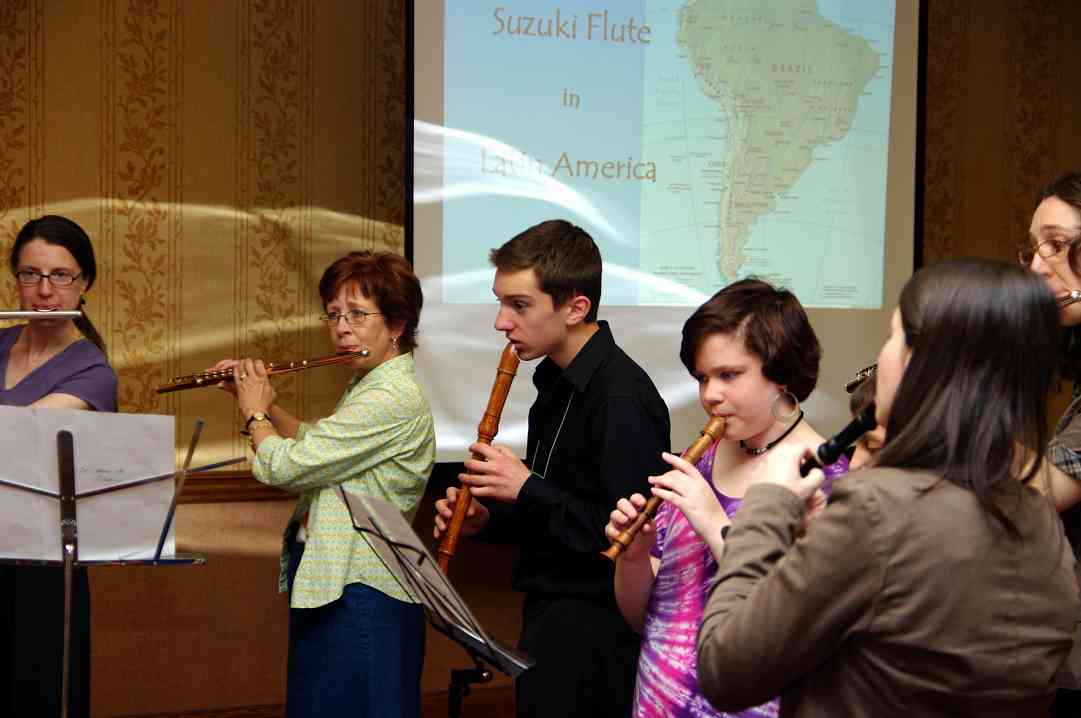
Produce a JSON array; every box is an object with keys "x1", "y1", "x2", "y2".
[
  {"x1": 107, "y1": 684, "x2": 515, "y2": 718},
  {"x1": 178, "y1": 470, "x2": 291, "y2": 504},
  {"x1": 111, "y1": 706, "x2": 282, "y2": 718}
]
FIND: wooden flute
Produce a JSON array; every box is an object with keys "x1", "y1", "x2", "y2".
[
  {"x1": 436, "y1": 343, "x2": 520, "y2": 574},
  {"x1": 602, "y1": 415, "x2": 726, "y2": 561},
  {"x1": 842, "y1": 291, "x2": 1081, "y2": 395},
  {"x1": 155, "y1": 349, "x2": 370, "y2": 393}
]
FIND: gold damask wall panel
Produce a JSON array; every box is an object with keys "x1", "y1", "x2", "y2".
[
  {"x1": 922, "y1": 0, "x2": 1081, "y2": 264},
  {"x1": 233, "y1": 0, "x2": 315, "y2": 443},
  {"x1": 100, "y1": 0, "x2": 184, "y2": 415},
  {"x1": 1, "y1": 0, "x2": 405, "y2": 463},
  {"x1": 0, "y1": 1, "x2": 407, "y2": 714},
  {"x1": 1001, "y1": 0, "x2": 1062, "y2": 259},
  {"x1": 920, "y1": 0, "x2": 967, "y2": 264},
  {"x1": 921, "y1": 0, "x2": 1081, "y2": 430},
  {"x1": 0, "y1": 0, "x2": 43, "y2": 309}
]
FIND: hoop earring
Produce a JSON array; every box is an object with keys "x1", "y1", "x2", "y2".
[{"x1": 771, "y1": 389, "x2": 800, "y2": 422}]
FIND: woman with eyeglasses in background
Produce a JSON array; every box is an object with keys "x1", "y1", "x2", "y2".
[
  {"x1": 211, "y1": 250, "x2": 435, "y2": 718},
  {"x1": 0, "y1": 215, "x2": 117, "y2": 717},
  {"x1": 1020, "y1": 172, "x2": 1081, "y2": 717}
]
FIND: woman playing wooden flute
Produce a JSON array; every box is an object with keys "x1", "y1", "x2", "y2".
[
  {"x1": 212, "y1": 251, "x2": 434, "y2": 718},
  {"x1": 605, "y1": 279, "x2": 848, "y2": 718},
  {"x1": 697, "y1": 259, "x2": 1077, "y2": 716}
]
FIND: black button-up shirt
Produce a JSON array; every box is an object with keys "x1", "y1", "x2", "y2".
[{"x1": 485, "y1": 321, "x2": 671, "y2": 603}]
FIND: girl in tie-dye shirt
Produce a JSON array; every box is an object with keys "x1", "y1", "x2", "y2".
[
  {"x1": 636, "y1": 442, "x2": 847, "y2": 718},
  {"x1": 605, "y1": 279, "x2": 849, "y2": 718}
]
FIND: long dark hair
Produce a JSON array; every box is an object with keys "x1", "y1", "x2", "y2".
[
  {"x1": 874, "y1": 259, "x2": 1059, "y2": 527},
  {"x1": 10, "y1": 215, "x2": 107, "y2": 355}
]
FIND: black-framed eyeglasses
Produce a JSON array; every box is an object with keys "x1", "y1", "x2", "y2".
[
  {"x1": 1017, "y1": 236, "x2": 1081, "y2": 266},
  {"x1": 319, "y1": 309, "x2": 383, "y2": 326},
  {"x1": 14, "y1": 269, "x2": 83, "y2": 287}
]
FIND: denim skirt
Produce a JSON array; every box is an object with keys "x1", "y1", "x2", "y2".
[{"x1": 286, "y1": 540, "x2": 425, "y2": 718}]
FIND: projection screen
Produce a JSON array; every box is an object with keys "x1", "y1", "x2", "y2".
[{"x1": 411, "y1": 0, "x2": 920, "y2": 460}]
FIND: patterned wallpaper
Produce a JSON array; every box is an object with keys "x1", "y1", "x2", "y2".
[
  {"x1": 921, "y1": 0, "x2": 966, "y2": 265},
  {"x1": 100, "y1": 0, "x2": 184, "y2": 414},
  {"x1": 0, "y1": 0, "x2": 406, "y2": 462},
  {"x1": 921, "y1": 0, "x2": 1081, "y2": 264},
  {"x1": 0, "y1": 0, "x2": 42, "y2": 308}
]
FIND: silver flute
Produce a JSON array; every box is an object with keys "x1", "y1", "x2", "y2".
[
  {"x1": 1060, "y1": 291, "x2": 1081, "y2": 308},
  {"x1": 0, "y1": 310, "x2": 82, "y2": 320}
]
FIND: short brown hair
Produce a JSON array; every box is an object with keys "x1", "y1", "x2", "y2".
[
  {"x1": 318, "y1": 251, "x2": 423, "y2": 352},
  {"x1": 679, "y1": 278, "x2": 821, "y2": 401},
  {"x1": 489, "y1": 219, "x2": 602, "y2": 322}
]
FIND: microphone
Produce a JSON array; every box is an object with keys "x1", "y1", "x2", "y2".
[{"x1": 799, "y1": 403, "x2": 877, "y2": 477}]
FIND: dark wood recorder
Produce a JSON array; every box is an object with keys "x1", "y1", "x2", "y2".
[
  {"x1": 436, "y1": 343, "x2": 520, "y2": 574},
  {"x1": 601, "y1": 416, "x2": 726, "y2": 562}
]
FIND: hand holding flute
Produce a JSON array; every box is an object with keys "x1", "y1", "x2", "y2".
[
  {"x1": 435, "y1": 343, "x2": 520, "y2": 573},
  {"x1": 226, "y1": 358, "x2": 277, "y2": 421},
  {"x1": 603, "y1": 416, "x2": 726, "y2": 561}
]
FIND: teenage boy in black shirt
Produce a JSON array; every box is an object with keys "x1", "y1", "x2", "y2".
[{"x1": 434, "y1": 219, "x2": 671, "y2": 718}]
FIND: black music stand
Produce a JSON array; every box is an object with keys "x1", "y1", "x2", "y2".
[
  {"x1": 337, "y1": 488, "x2": 532, "y2": 718},
  {"x1": 0, "y1": 416, "x2": 243, "y2": 718}
]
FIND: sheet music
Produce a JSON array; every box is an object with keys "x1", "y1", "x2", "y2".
[{"x1": 0, "y1": 406, "x2": 176, "y2": 561}]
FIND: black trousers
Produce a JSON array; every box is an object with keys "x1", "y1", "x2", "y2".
[
  {"x1": 516, "y1": 594, "x2": 640, "y2": 718},
  {"x1": 1052, "y1": 688, "x2": 1081, "y2": 717},
  {"x1": 0, "y1": 565, "x2": 91, "y2": 718}
]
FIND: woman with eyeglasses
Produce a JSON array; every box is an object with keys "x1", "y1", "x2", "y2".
[
  {"x1": 1020, "y1": 172, "x2": 1081, "y2": 717},
  {"x1": 0, "y1": 215, "x2": 117, "y2": 717},
  {"x1": 211, "y1": 250, "x2": 434, "y2": 718},
  {"x1": 1, "y1": 215, "x2": 115, "y2": 410}
]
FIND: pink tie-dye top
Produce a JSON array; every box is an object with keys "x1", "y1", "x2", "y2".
[{"x1": 633, "y1": 441, "x2": 849, "y2": 718}]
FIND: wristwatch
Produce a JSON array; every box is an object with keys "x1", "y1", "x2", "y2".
[{"x1": 245, "y1": 411, "x2": 271, "y2": 431}]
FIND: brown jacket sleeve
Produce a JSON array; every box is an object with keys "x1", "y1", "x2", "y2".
[{"x1": 696, "y1": 479, "x2": 886, "y2": 712}]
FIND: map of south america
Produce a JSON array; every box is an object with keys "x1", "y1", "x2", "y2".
[{"x1": 677, "y1": 0, "x2": 880, "y2": 281}]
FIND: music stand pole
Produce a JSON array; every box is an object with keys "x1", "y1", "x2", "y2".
[
  {"x1": 449, "y1": 652, "x2": 492, "y2": 718},
  {"x1": 57, "y1": 431, "x2": 77, "y2": 718},
  {"x1": 154, "y1": 419, "x2": 203, "y2": 562}
]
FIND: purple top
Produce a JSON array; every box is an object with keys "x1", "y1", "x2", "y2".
[
  {"x1": 0, "y1": 325, "x2": 117, "y2": 411},
  {"x1": 634, "y1": 441, "x2": 849, "y2": 718}
]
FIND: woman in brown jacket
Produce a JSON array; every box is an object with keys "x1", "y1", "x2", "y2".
[{"x1": 695, "y1": 258, "x2": 1079, "y2": 717}]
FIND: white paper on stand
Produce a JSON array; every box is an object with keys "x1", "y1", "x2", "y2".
[{"x1": 0, "y1": 406, "x2": 176, "y2": 562}]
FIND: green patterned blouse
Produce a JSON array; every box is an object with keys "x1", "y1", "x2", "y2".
[{"x1": 251, "y1": 352, "x2": 435, "y2": 609}]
